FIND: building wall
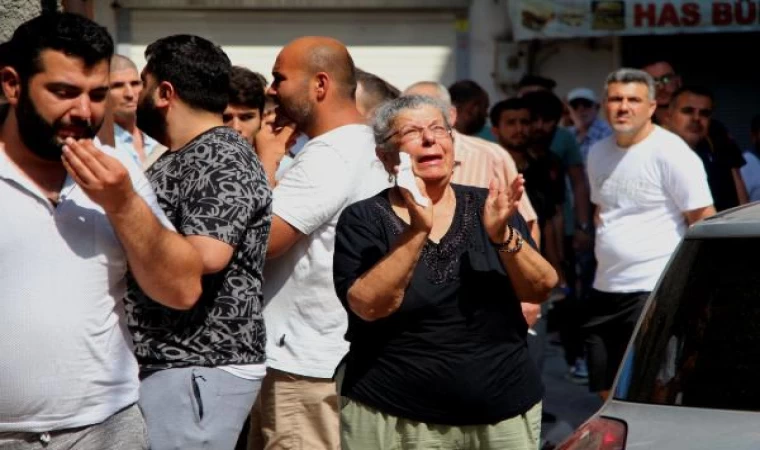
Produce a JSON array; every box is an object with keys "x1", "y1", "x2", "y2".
[
  {"x1": 95, "y1": 0, "x2": 618, "y2": 108},
  {"x1": 468, "y1": 0, "x2": 511, "y2": 103},
  {"x1": 468, "y1": 0, "x2": 618, "y2": 105},
  {"x1": 0, "y1": 0, "x2": 60, "y2": 41},
  {"x1": 534, "y1": 38, "x2": 618, "y2": 103}
]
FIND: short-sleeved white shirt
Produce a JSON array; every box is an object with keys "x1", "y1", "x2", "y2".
[
  {"x1": 587, "y1": 126, "x2": 713, "y2": 293},
  {"x1": 0, "y1": 143, "x2": 171, "y2": 433},
  {"x1": 263, "y1": 124, "x2": 389, "y2": 379}
]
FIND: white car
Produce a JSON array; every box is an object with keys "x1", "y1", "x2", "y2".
[{"x1": 558, "y1": 203, "x2": 760, "y2": 450}]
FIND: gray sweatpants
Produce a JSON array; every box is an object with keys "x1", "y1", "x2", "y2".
[
  {"x1": 0, "y1": 404, "x2": 147, "y2": 450},
  {"x1": 138, "y1": 366, "x2": 260, "y2": 450}
]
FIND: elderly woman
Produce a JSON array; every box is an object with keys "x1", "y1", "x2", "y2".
[{"x1": 333, "y1": 95, "x2": 558, "y2": 449}]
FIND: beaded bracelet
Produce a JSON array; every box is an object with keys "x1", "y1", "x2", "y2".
[
  {"x1": 505, "y1": 235, "x2": 524, "y2": 253},
  {"x1": 493, "y1": 225, "x2": 514, "y2": 253}
]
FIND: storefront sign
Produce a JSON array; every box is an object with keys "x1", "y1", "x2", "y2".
[{"x1": 510, "y1": 0, "x2": 760, "y2": 40}]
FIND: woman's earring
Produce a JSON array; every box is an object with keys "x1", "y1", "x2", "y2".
[{"x1": 388, "y1": 173, "x2": 396, "y2": 184}]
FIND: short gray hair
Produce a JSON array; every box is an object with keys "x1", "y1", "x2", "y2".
[
  {"x1": 605, "y1": 68, "x2": 656, "y2": 101},
  {"x1": 403, "y1": 81, "x2": 452, "y2": 107},
  {"x1": 372, "y1": 95, "x2": 452, "y2": 150}
]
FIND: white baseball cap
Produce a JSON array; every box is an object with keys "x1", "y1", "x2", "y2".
[{"x1": 567, "y1": 87, "x2": 597, "y2": 103}]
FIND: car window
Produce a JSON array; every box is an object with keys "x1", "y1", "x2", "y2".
[{"x1": 614, "y1": 237, "x2": 760, "y2": 410}]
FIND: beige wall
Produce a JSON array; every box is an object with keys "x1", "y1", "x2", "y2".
[
  {"x1": 537, "y1": 38, "x2": 619, "y2": 104},
  {"x1": 1, "y1": 0, "x2": 61, "y2": 104}
]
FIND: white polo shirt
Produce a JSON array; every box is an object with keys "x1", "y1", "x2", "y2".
[
  {"x1": 263, "y1": 124, "x2": 389, "y2": 379},
  {"x1": 0, "y1": 143, "x2": 171, "y2": 433}
]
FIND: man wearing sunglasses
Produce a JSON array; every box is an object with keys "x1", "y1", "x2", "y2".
[
  {"x1": 641, "y1": 60, "x2": 682, "y2": 126},
  {"x1": 667, "y1": 86, "x2": 748, "y2": 211}
]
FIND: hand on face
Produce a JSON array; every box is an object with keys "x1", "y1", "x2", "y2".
[
  {"x1": 483, "y1": 174, "x2": 525, "y2": 244},
  {"x1": 254, "y1": 111, "x2": 298, "y2": 164},
  {"x1": 61, "y1": 138, "x2": 136, "y2": 214},
  {"x1": 396, "y1": 167, "x2": 434, "y2": 234}
]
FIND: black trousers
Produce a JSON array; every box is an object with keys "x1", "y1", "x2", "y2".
[{"x1": 582, "y1": 289, "x2": 649, "y2": 392}]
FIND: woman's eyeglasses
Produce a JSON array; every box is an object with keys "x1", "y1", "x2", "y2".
[{"x1": 382, "y1": 124, "x2": 453, "y2": 144}]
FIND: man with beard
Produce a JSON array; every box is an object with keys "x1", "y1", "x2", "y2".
[
  {"x1": 490, "y1": 96, "x2": 566, "y2": 377},
  {"x1": 0, "y1": 13, "x2": 203, "y2": 449},
  {"x1": 585, "y1": 69, "x2": 714, "y2": 400},
  {"x1": 666, "y1": 85, "x2": 748, "y2": 212},
  {"x1": 493, "y1": 96, "x2": 590, "y2": 383},
  {"x1": 521, "y1": 90, "x2": 589, "y2": 295},
  {"x1": 249, "y1": 36, "x2": 387, "y2": 450},
  {"x1": 641, "y1": 59, "x2": 742, "y2": 176},
  {"x1": 124, "y1": 35, "x2": 272, "y2": 450},
  {"x1": 491, "y1": 98, "x2": 564, "y2": 252},
  {"x1": 516, "y1": 78, "x2": 592, "y2": 266},
  {"x1": 639, "y1": 60, "x2": 681, "y2": 126},
  {"x1": 109, "y1": 54, "x2": 165, "y2": 167}
]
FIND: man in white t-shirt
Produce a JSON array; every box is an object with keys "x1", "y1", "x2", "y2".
[
  {"x1": 250, "y1": 36, "x2": 389, "y2": 450},
  {"x1": 584, "y1": 68, "x2": 715, "y2": 400},
  {"x1": 0, "y1": 13, "x2": 203, "y2": 449}
]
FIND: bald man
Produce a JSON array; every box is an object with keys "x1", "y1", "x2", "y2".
[
  {"x1": 249, "y1": 37, "x2": 388, "y2": 450},
  {"x1": 109, "y1": 54, "x2": 165, "y2": 168}
]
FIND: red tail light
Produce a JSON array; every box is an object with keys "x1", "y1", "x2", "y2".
[{"x1": 556, "y1": 416, "x2": 627, "y2": 450}]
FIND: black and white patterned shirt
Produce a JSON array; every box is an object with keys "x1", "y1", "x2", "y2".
[{"x1": 125, "y1": 127, "x2": 272, "y2": 371}]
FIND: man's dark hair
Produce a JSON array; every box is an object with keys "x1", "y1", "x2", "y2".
[
  {"x1": 517, "y1": 74, "x2": 556, "y2": 91},
  {"x1": 638, "y1": 57, "x2": 679, "y2": 73},
  {"x1": 4, "y1": 12, "x2": 113, "y2": 85},
  {"x1": 144, "y1": 34, "x2": 231, "y2": 114},
  {"x1": 521, "y1": 90, "x2": 563, "y2": 122},
  {"x1": 356, "y1": 68, "x2": 400, "y2": 112},
  {"x1": 228, "y1": 66, "x2": 266, "y2": 113},
  {"x1": 489, "y1": 97, "x2": 529, "y2": 127},
  {"x1": 448, "y1": 79, "x2": 489, "y2": 107},
  {"x1": 671, "y1": 85, "x2": 715, "y2": 106},
  {"x1": 0, "y1": 41, "x2": 10, "y2": 68}
]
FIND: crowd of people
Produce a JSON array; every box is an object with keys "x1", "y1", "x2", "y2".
[{"x1": 1, "y1": 9, "x2": 757, "y2": 450}]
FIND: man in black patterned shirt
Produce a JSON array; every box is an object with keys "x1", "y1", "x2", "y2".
[{"x1": 124, "y1": 35, "x2": 272, "y2": 450}]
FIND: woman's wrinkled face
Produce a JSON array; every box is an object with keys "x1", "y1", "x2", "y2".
[{"x1": 382, "y1": 105, "x2": 455, "y2": 184}]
